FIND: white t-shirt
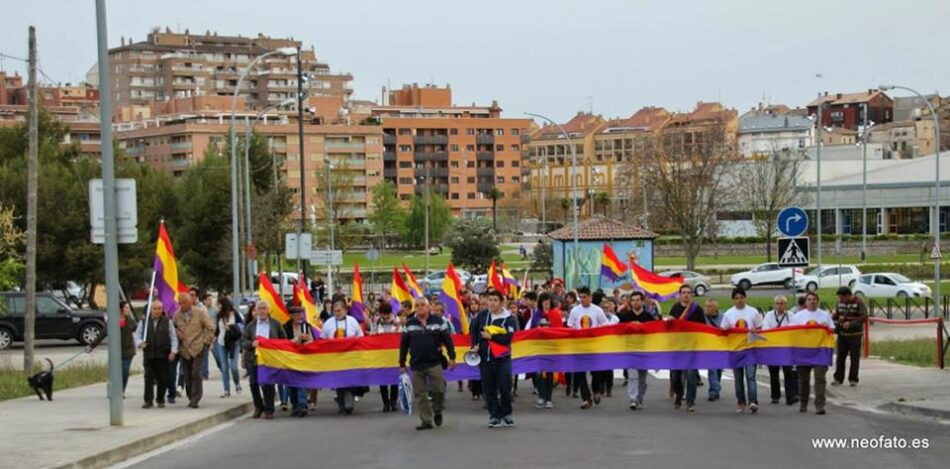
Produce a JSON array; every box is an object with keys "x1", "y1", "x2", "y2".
[
  {"x1": 606, "y1": 312, "x2": 620, "y2": 325},
  {"x1": 216, "y1": 315, "x2": 236, "y2": 345},
  {"x1": 720, "y1": 305, "x2": 763, "y2": 330},
  {"x1": 790, "y1": 308, "x2": 835, "y2": 329},
  {"x1": 321, "y1": 316, "x2": 364, "y2": 339},
  {"x1": 762, "y1": 309, "x2": 795, "y2": 330},
  {"x1": 567, "y1": 303, "x2": 609, "y2": 329}
]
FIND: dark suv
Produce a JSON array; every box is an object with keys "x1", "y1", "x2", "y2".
[{"x1": 0, "y1": 292, "x2": 107, "y2": 350}]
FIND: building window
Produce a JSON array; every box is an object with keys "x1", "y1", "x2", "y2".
[
  {"x1": 399, "y1": 161, "x2": 412, "y2": 168},
  {"x1": 466, "y1": 144, "x2": 475, "y2": 151},
  {"x1": 398, "y1": 128, "x2": 412, "y2": 135},
  {"x1": 512, "y1": 129, "x2": 520, "y2": 136},
  {"x1": 467, "y1": 193, "x2": 476, "y2": 199},
  {"x1": 449, "y1": 128, "x2": 459, "y2": 135},
  {"x1": 830, "y1": 111, "x2": 845, "y2": 123},
  {"x1": 467, "y1": 177, "x2": 475, "y2": 183},
  {"x1": 512, "y1": 160, "x2": 520, "y2": 167},
  {"x1": 512, "y1": 144, "x2": 520, "y2": 151},
  {"x1": 451, "y1": 177, "x2": 460, "y2": 184},
  {"x1": 466, "y1": 128, "x2": 475, "y2": 135},
  {"x1": 450, "y1": 161, "x2": 459, "y2": 168},
  {"x1": 400, "y1": 194, "x2": 410, "y2": 201},
  {"x1": 451, "y1": 193, "x2": 460, "y2": 200},
  {"x1": 496, "y1": 161, "x2": 505, "y2": 168},
  {"x1": 451, "y1": 144, "x2": 459, "y2": 151},
  {"x1": 496, "y1": 144, "x2": 505, "y2": 151},
  {"x1": 399, "y1": 145, "x2": 412, "y2": 152},
  {"x1": 513, "y1": 176, "x2": 520, "y2": 183},
  {"x1": 399, "y1": 177, "x2": 413, "y2": 184},
  {"x1": 496, "y1": 129, "x2": 504, "y2": 136},
  {"x1": 496, "y1": 176, "x2": 505, "y2": 183}
]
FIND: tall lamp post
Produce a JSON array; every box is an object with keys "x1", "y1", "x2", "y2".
[
  {"x1": 525, "y1": 112, "x2": 579, "y2": 287},
  {"x1": 540, "y1": 159, "x2": 548, "y2": 234},
  {"x1": 858, "y1": 103, "x2": 875, "y2": 263},
  {"x1": 229, "y1": 46, "x2": 296, "y2": 302},
  {"x1": 879, "y1": 84, "x2": 942, "y2": 314}
]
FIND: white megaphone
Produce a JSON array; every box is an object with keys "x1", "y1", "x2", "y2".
[{"x1": 463, "y1": 350, "x2": 481, "y2": 367}]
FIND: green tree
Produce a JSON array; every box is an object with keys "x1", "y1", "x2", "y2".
[
  {"x1": 368, "y1": 181, "x2": 407, "y2": 249},
  {"x1": 447, "y1": 218, "x2": 499, "y2": 274},
  {"x1": 559, "y1": 197, "x2": 571, "y2": 224},
  {"x1": 175, "y1": 150, "x2": 232, "y2": 291},
  {"x1": 0, "y1": 202, "x2": 24, "y2": 291},
  {"x1": 405, "y1": 193, "x2": 453, "y2": 249},
  {"x1": 595, "y1": 192, "x2": 611, "y2": 217},
  {"x1": 486, "y1": 187, "x2": 503, "y2": 232},
  {"x1": 529, "y1": 240, "x2": 553, "y2": 274}
]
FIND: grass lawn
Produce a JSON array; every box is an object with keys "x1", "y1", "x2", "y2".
[
  {"x1": 0, "y1": 360, "x2": 122, "y2": 401},
  {"x1": 867, "y1": 338, "x2": 944, "y2": 367}
]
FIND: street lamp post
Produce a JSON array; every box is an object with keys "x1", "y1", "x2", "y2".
[
  {"x1": 861, "y1": 103, "x2": 870, "y2": 263},
  {"x1": 525, "y1": 112, "x2": 579, "y2": 287},
  {"x1": 815, "y1": 96, "x2": 824, "y2": 273},
  {"x1": 541, "y1": 159, "x2": 547, "y2": 234},
  {"x1": 879, "y1": 84, "x2": 942, "y2": 315},
  {"x1": 229, "y1": 46, "x2": 295, "y2": 302}
]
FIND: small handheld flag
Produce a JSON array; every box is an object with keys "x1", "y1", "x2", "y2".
[
  {"x1": 402, "y1": 264, "x2": 424, "y2": 298},
  {"x1": 391, "y1": 267, "x2": 413, "y2": 313},
  {"x1": 488, "y1": 260, "x2": 506, "y2": 293},
  {"x1": 153, "y1": 222, "x2": 180, "y2": 317},
  {"x1": 600, "y1": 243, "x2": 628, "y2": 281},
  {"x1": 439, "y1": 262, "x2": 469, "y2": 333},
  {"x1": 293, "y1": 273, "x2": 321, "y2": 328},
  {"x1": 629, "y1": 262, "x2": 683, "y2": 301},
  {"x1": 258, "y1": 272, "x2": 290, "y2": 323},
  {"x1": 351, "y1": 263, "x2": 366, "y2": 323}
]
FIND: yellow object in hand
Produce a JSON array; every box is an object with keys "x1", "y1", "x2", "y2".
[{"x1": 483, "y1": 325, "x2": 507, "y2": 335}]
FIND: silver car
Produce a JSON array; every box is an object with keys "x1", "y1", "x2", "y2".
[{"x1": 660, "y1": 270, "x2": 711, "y2": 296}]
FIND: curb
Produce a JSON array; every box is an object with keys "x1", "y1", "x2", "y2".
[
  {"x1": 876, "y1": 401, "x2": 950, "y2": 421},
  {"x1": 50, "y1": 402, "x2": 252, "y2": 469}
]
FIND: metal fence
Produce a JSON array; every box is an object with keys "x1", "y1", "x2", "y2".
[{"x1": 867, "y1": 296, "x2": 950, "y2": 320}]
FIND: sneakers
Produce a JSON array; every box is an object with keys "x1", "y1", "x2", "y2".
[
  {"x1": 707, "y1": 394, "x2": 719, "y2": 402},
  {"x1": 849, "y1": 381, "x2": 858, "y2": 387},
  {"x1": 580, "y1": 400, "x2": 592, "y2": 410},
  {"x1": 221, "y1": 392, "x2": 231, "y2": 398},
  {"x1": 488, "y1": 418, "x2": 501, "y2": 428},
  {"x1": 687, "y1": 405, "x2": 696, "y2": 412},
  {"x1": 544, "y1": 401, "x2": 554, "y2": 409},
  {"x1": 736, "y1": 404, "x2": 746, "y2": 414},
  {"x1": 502, "y1": 415, "x2": 515, "y2": 427},
  {"x1": 831, "y1": 381, "x2": 842, "y2": 386},
  {"x1": 416, "y1": 422, "x2": 434, "y2": 431},
  {"x1": 770, "y1": 399, "x2": 779, "y2": 404},
  {"x1": 674, "y1": 400, "x2": 682, "y2": 410},
  {"x1": 749, "y1": 403, "x2": 758, "y2": 414},
  {"x1": 434, "y1": 413, "x2": 443, "y2": 427},
  {"x1": 816, "y1": 409, "x2": 827, "y2": 415},
  {"x1": 535, "y1": 398, "x2": 546, "y2": 409},
  {"x1": 141, "y1": 403, "x2": 153, "y2": 409},
  {"x1": 629, "y1": 401, "x2": 639, "y2": 410},
  {"x1": 593, "y1": 394, "x2": 602, "y2": 405},
  {"x1": 280, "y1": 403, "x2": 289, "y2": 411}
]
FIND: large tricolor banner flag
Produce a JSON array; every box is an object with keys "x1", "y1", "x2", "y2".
[
  {"x1": 153, "y1": 222, "x2": 180, "y2": 316},
  {"x1": 402, "y1": 264, "x2": 424, "y2": 299},
  {"x1": 256, "y1": 321, "x2": 834, "y2": 388},
  {"x1": 293, "y1": 274, "x2": 321, "y2": 329},
  {"x1": 350, "y1": 263, "x2": 365, "y2": 323},
  {"x1": 439, "y1": 263, "x2": 469, "y2": 334},
  {"x1": 390, "y1": 267, "x2": 413, "y2": 313},
  {"x1": 630, "y1": 262, "x2": 683, "y2": 301},
  {"x1": 600, "y1": 243, "x2": 628, "y2": 281},
  {"x1": 258, "y1": 272, "x2": 290, "y2": 324}
]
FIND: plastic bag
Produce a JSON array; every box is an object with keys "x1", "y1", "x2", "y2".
[{"x1": 398, "y1": 372, "x2": 413, "y2": 416}]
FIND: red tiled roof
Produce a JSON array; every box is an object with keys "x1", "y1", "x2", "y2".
[
  {"x1": 807, "y1": 90, "x2": 891, "y2": 107},
  {"x1": 602, "y1": 107, "x2": 670, "y2": 133},
  {"x1": 532, "y1": 112, "x2": 605, "y2": 139},
  {"x1": 668, "y1": 102, "x2": 735, "y2": 125},
  {"x1": 546, "y1": 216, "x2": 657, "y2": 241}
]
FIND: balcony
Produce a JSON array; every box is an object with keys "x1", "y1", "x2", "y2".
[
  {"x1": 414, "y1": 135, "x2": 448, "y2": 145},
  {"x1": 476, "y1": 134, "x2": 495, "y2": 145},
  {"x1": 414, "y1": 184, "x2": 449, "y2": 195},
  {"x1": 170, "y1": 159, "x2": 191, "y2": 169},
  {"x1": 476, "y1": 167, "x2": 495, "y2": 177},
  {"x1": 414, "y1": 151, "x2": 448, "y2": 162},
  {"x1": 383, "y1": 151, "x2": 397, "y2": 161},
  {"x1": 270, "y1": 142, "x2": 288, "y2": 152},
  {"x1": 476, "y1": 183, "x2": 494, "y2": 193},
  {"x1": 383, "y1": 134, "x2": 396, "y2": 145},
  {"x1": 169, "y1": 141, "x2": 192, "y2": 151},
  {"x1": 415, "y1": 167, "x2": 449, "y2": 178},
  {"x1": 476, "y1": 151, "x2": 494, "y2": 161},
  {"x1": 383, "y1": 168, "x2": 396, "y2": 179},
  {"x1": 325, "y1": 142, "x2": 366, "y2": 151}
]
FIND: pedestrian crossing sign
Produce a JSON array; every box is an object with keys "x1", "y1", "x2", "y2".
[{"x1": 778, "y1": 237, "x2": 809, "y2": 267}]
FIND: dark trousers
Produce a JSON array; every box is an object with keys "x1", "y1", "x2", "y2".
[
  {"x1": 181, "y1": 349, "x2": 205, "y2": 405},
  {"x1": 248, "y1": 365, "x2": 275, "y2": 413},
  {"x1": 379, "y1": 384, "x2": 398, "y2": 407},
  {"x1": 480, "y1": 357, "x2": 512, "y2": 420},
  {"x1": 768, "y1": 365, "x2": 799, "y2": 403},
  {"x1": 143, "y1": 357, "x2": 169, "y2": 405},
  {"x1": 121, "y1": 357, "x2": 133, "y2": 392},
  {"x1": 167, "y1": 354, "x2": 179, "y2": 401},
  {"x1": 592, "y1": 370, "x2": 611, "y2": 395},
  {"x1": 533, "y1": 372, "x2": 554, "y2": 402},
  {"x1": 834, "y1": 335, "x2": 863, "y2": 384},
  {"x1": 671, "y1": 369, "x2": 698, "y2": 405},
  {"x1": 798, "y1": 365, "x2": 827, "y2": 411},
  {"x1": 573, "y1": 371, "x2": 592, "y2": 401},
  {"x1": 468, "y1": 379, "x2": 482, "y2": 397}
]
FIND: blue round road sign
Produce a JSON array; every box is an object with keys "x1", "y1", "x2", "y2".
[{"x1": 777, "y1": 207, "x2": 808, "y2": 237}]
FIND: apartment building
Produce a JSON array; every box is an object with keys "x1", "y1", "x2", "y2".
[
  {"x1": 114, "y1": 95, "x2": 382, "y2": 223},
  {"x1": 372, "y1": 84, "x2": 532, "y2": 218},
  {"x1": 807, "y1": 90, "x2": 893, "y2": 130},
  {"x1": 107, "y1": 28, "x2": 352, "y2": 108}
]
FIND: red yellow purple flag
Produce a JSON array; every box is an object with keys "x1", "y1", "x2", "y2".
[
  {"x1": 402, "y1": 264, "x2": 424, "y2": 298},
  {"x1": 258, "y1": 272, "x2": 290, "y2": 323},
  {"x1": 600, "y1": 243, "x2": 628, "y2": 281}
]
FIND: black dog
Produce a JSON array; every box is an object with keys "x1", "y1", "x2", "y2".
[{"x1": 27, "y1": 358, "x2": 54, "y2": 401}]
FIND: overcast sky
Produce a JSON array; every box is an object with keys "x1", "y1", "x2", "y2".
[{"x1": 3, "y1": 0, "x2": 949, "y2": 122}]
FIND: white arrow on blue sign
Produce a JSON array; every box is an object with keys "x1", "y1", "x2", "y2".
[{"x1": 777, "y1": 207, "x2": 809, "y2": 238}]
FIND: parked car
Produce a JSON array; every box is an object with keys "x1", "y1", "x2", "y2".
[
  {"x1": 730, "y1": 263, "x2": 804, "y2": 291},
  {"x1": 48, "y1": 281, "x2": 86, "y2": 309},
  {"x1": 269, "y1": 272, "x2": 298, "y2": 300},
  {"x1": 0, "y1": 292, "x2": 107, "y2": 350},
  {"x1": 660, "y1": 270, "x2": 711, "y2": 296},
  {"x1": 852, "y1": 273, "x2": 932, "y2": 299},
  {"x1": 420, "y1": 269, "x2": 471, "y2": 295},
  {"x1": 471, "y1": 274, "x2": 489, "y2": 294},
  {"x1": 794, "y1": 265, "x2": 861, "y2": 292}
]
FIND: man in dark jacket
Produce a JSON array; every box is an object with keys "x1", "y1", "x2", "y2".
[
  {"x1": 283, "y1": 306, "x2": 316, "y2": 417},
  {"x1": 399, "y1": 296, "x2": 456, "y2": 430},
  {"x1": 832, "y1": 287, "x2": 868, "y2": 386},
  {"x1": 242, "y1": 301, "x2": 287, "y2": 419},
  {"x1": 470, "y1": 289, "x2": 518, "y2": 428},
  {"x1": 134, "y1": 300, "x2": 179, "y2": 409}
]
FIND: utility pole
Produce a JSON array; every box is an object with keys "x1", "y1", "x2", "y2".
[
  {"x1": 96, "y1": 0, "x2": 124, "y2": 425},
  {"x1": 424, "y1": 162, "x2": 430, "y2": 276},
  {"x1": 23, "y1": 26, "x2": 37, "y2": 375}
]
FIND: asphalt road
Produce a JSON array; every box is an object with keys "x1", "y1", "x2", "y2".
[{"x1": 125, "y1": 373, "x2": 950, "y2": 469}]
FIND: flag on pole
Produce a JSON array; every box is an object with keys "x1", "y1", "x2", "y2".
[
  {"x1": 600, "y1": 243, "x2": 628, "y2": 281},
  {"x1": 402, "y1": 264, "x2": 424, "y2": 298},
  {"x1": 391, "y1": 267, "x2": 413, "y2": 313},
  {"x1": 439, "y1": 263, "x2": 469, "y2": 333},
  {"x1": 501, "y1": 266, "x2": 520, "y2": 298},
  {"x1": 153, "y1": 222, "x2": 180, "y2": 317},
  {"x1": 293, "y1": 273, "x2": 321, "y2": 329},
  {"x1": 258, "y1": 272, "x2": 290, "y2": 324},
  {"x1": 350, "y1": 263, "x2": 366, "y2": 323},
  {"x1": 488, "y1": 259, "x2": 506, "y2": 293},
  {"x1": 629, "y1": 262, "x2": 683, "y2": 301}
]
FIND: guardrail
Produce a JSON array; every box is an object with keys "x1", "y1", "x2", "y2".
[
  {"x1": 867, "y1": 296, "x2": 949, "y2": 320},
  {"x1": 863, "y1": 316, "x2": 949, "y2": 369}
]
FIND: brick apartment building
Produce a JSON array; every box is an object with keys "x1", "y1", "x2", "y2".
[
  {"x1": 372, "y1": 84, "x2": 532, "y2": 218},
  {"x1": 107, "y1": 28, "x2": 352, "y2": 109},
  {"x1": 807, "y1": 90, "x2": 893, "y2": 130}
]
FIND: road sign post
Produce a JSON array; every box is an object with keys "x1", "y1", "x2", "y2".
[
  {"x1": 778, "y1": 207, "x2": 809, "y2": 238},
  {"x1": 778, "y1": 237, "x2": 810, "y2": 267}
]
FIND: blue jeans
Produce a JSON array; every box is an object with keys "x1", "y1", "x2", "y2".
[
  {"x1": 288, "y1": 387, "x2": 309, "y2": 411},
  {"x1": 213, "y1": 342, "x2": 241, "y2": 394},
  {"x1": 706, "y1": 369, "x2": 722, "y2": 398},
  {"x1": 121, "y1": 357, "x2": 133, "y2": 392},
  {"x1": 734, "y1": 365, "x2": 758, "y2": 405}
]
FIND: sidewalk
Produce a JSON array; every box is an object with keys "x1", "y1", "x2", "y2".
[
  {"x1": 824, "y1": 357, "x2": 950, "y2": 420},
  {"x1": 0, "y1": 365, "x2": 250, "y2": 469}
]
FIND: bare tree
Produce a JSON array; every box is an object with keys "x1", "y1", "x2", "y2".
[
  {"x1": 647, "y1": 123, "x2": 734, "y2": 270},
  {"x1": 735, "y1": 148, "x2": 805, "y2": 261}
]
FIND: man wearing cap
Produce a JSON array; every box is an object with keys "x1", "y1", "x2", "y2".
[
  {"x1": 283, "y1": 306, "x2": 316, "y2": 417},
  {"x1": 832, "y1": 286, "x2": 868, "y2": 386},
  {"x1": 399, "y1": 297, "x2": 456, "y2": 430}
]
